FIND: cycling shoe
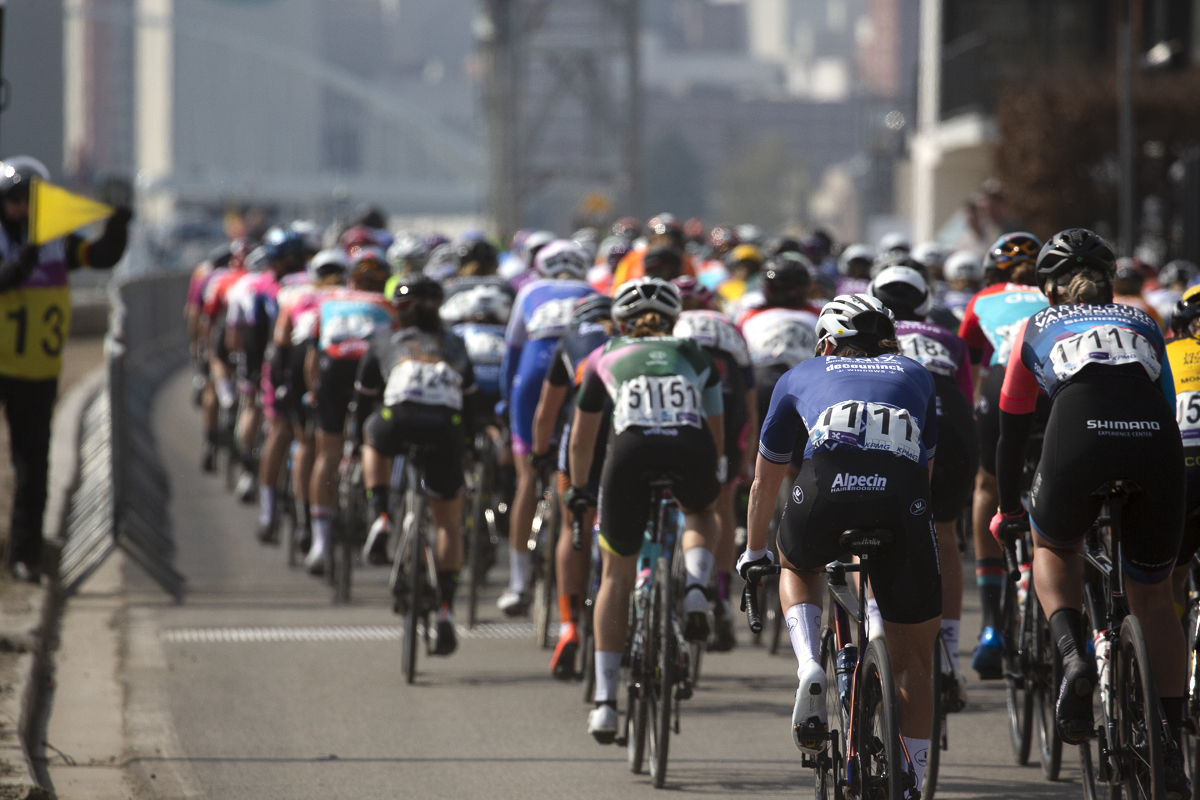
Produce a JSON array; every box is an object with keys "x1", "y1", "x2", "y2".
[
  {"x1": 793, "y1": 661, "x2": 828, "y2": 754},
  {"x1": 588, "y1": 703, "x2": 619, "y2": 744},
  {"x1": 1055, "y1": 658, "x2": 1096, "y2": 745},
  {"x1": 971, "y1": 626, "x2": 1004, "y2": 680}
]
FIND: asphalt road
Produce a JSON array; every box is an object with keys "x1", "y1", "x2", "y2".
[{"x1": 111, "y1": 371, "x2": 1088, "y2": 799}]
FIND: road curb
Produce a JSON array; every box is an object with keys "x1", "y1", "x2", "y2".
[{"x1": 0, "y1": 367, "x2": 107, "y2": 799}]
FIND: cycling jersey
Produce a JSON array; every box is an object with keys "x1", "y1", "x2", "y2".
[
  {"x1": 610, "y1": 247, "x2": 696, "y2": 292},
  {"x1": 739, "y1": 306, "x2": 819, "y2": 369},
  {"x1": 1114, "y1": 293, "x2": 1161, "y2": 328},
  {"x1": 356, "y1": 326, "x2": 476, "y2": 413},
  {"x1": 1168, "y1": 336, "x2": 1200, "y2": 446},
  {"x1": 202, "y1": 266, "x2": 246, "y2": 322},
  {"x1": 440, "y1": 276, "x2": 515, "y2": 323},
  {"x1": 958, "y1": 283, "x2": 1048, "y2": 366},
  {"x1": 313, "y1": 289, "x2": 395, "y2": 361},
  {"x1": 1000, "y1": 303, "x2": 1174, "y2": 412},
  {"x1": 759, "y1": 354, "x2": 938, "y2": 468},
  {"x1": 895, "y1": 320, "x2": 971, "y2": 400},
  {"x1": 548, "y1": 320, "x2": 613, "y2": 485},
  {"x1": 501, "y1": 277, "x2": 595, "y2": 452},
  {"x1": 675, "y1": 309, "x2": 753, "y2": 476}
]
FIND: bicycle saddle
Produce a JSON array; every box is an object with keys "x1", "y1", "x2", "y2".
[
  {"x1": 838, "y1": 528, "x2": 894, "y2": 556},
  {"x1": 1091, "y1": 479, "x2": 1142, "y2": 499}
]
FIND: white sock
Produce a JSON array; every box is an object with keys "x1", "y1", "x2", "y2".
[
  {"x1": 903, "y1": 736, "x2": 930, "y2": 791},
  {"x1": 259, "y1": 486, "x2": 275, "y2": 526},
  {"x1": 866, "y1": 597, "x2": 884, "y2": 641},
  {"x1": 785, "y1": 603, "x2": 822, "y2": 678},
  {"x1": 594, "y1": 651, "x2": 621, "y2": 704},
  {"x1": 683, "y1": 547, "x2": 714, "y2": 590},
  {"x1": 216, "y1": 379, "x2": 236, "y2": 409},
  {"x1": 310, "y1": 506, "x2": 331, "y2": 553},
  {"x1": 509, "y1": 548, "x2": 532, "y2": 593},
  {"x1": 940, "y1": 618, "x2": 961, "y2": 674}
]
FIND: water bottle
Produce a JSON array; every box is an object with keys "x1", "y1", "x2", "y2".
[
  {"x1": 1094, "y1": 630, "x2": 1111, "y2": 709},
  {"x1": 836, "y1": 644, "x2": 858, "y2": 713},
  {"x1": 1017, "y1": 562, "x2": 1032, "y2": 607}
]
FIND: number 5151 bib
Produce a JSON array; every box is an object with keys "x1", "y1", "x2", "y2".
[{"x1": 0, "y1": 286, "x2": 70, "y2": 380}]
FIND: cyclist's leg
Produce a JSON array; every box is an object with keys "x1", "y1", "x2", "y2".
[
  {"x1": 306, "y1": 357, "x2": 356, "y2": 570},
  {"x1": 971, "y1": 367, "x2": 1005, "y2": 674},
  {"x1": 256, "y1": 414, "x2": 292, "y2": 539}
]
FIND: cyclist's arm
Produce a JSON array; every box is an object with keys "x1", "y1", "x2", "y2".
[
  {"x1": 532, "y1": 381, "x2": 568, "y2": 457},
  {"x1": 567, "y1": 408, "x2": 603, "y2": 488},
  {"x1": 304, "y1": 344, "x2": 320, "y2": 392},
  {"x1": 749, "y1": 374, "x2": 804, "y2": 552},
  {"x1": 747, "y1": 455, "x2": 788, "y2": 554},
  {"x1": 274, "y1": 306, "x2": 293, "y2": 349},
  {"x1": 995, "y1": 320, "x2": 1038, "y2": 514}
]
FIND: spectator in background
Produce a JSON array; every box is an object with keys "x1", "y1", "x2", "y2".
[
  {"x1": 1112, "y1": 258, "x2": 1162, "y2": 329},
  {"x1": 1152, "y1": 260, "x2": 1198, "y2": 330}
]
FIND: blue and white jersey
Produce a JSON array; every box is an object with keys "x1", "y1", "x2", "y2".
[
  {"x1": 759, "y1": 354, "x2": 939, "y2": 467},
  {"x1": 959, "y1": 282, "x2": 1049, "y2": 367},
  {"x1": 500, "y1": 277, "x2": 595, "y2": 400},
  {"x1": 453, "y1": 321, "x2": 506, "y2": 395}
]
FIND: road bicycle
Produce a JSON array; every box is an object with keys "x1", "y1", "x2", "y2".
[
  {"x1": 1182, "y1": 547, "x2": 1200, "y2": 784},
  {"x1": 392, "y1": 444, "x2": 439, "y2": 684},
  {"x1": 463, "y1": 432, "x2": 501, "y2": 628},
  {"x1": 275, "y1": 440, "x2": 298, "y2": 565},
  {"x1": 620, "y1": 475, "x2": 694, "y2": 788},
  {"x1": 530, "y1": 466, "x2": 560, "y2": 649},
  {"x1": 743, "y1": 528, "x2": 911, "y2": 800},
  {"x1": 1077, "y1": 480, "x2": 1169, "y2": 800},
  {"x1": 576, "y1": 508, "x2": 602, "y2": 703},
  {"x1": 332, "y1": 437, "x2": 365, "y2": 603}
]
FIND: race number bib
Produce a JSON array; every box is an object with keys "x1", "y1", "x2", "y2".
[
  {"x1": 675, "y1": 314, "x2": 750, "y2": 366},
  {"x1": 526, "y1": 298, "x2": 575, "y2": 340},
  {"x1": 1047, "y1": 325, "x2": 1160, "y2": 383},
  {"x1": 746, "y1": 322, "x2": 817, "y2": 368},
  {"x1": 898, "y1": 333, "x2": 956, "y2": 377},
  {"x1": 809, "y1": 400, "x2": 922, "y2": 462},
  {"x1": 613, "y1": 375, "x2": 702, "y2": 435},
  {"x1": 1177, "y1": 391, "x2": 1200, "y2": 444},
  {"x1": 462, "y1": 328, "x2": 505, "y2": 366},
  {"x1": 322, "y1": 311, "x2": 387, "y2": 347},
  {"x1": 383, "y1": 360, "x2": 464, "y2": 410}
]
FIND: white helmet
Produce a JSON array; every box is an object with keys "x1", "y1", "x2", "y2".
[
  {"x1": 944, "y1": 250, "x2": 985, "y2": 282},
  {"x1": 440, "y1": 284, "x2": 513, "y2": 325},
  {"x1": 290, "y1": 220, "x2": 323, "y2": 253},
  {"x1": 387, "y1": 233, "x2": 430, "y2": 275},
  {"x1": 838, "y1": 243, "x2": 876, "y2": 276},
  {"x1": 308, "y1": 248, "x2": 348, "y2": 282},
  {"x1": 868, "y1": 266, "x2": 931, "y2": 317},
  {"x1": 878, "y1": 232, "x2": 911, "y2": 254},
  {"x1": 522, "y1": 230, "x2": 556, "y2": 266},
  {"x1": 911, "y1": 241, "x2": 950, "y2": 270},
  {"x1": 245, "y1": 246, "x2": 270, "y2": 272},
  {"x1": 815, "y1": 293, "x2": 895, "y2": 344},
  {"x1": 534, "y1": 239, "x2": 589, "y2": 279},
  {"x1": 611, "y1": 278, "x2": 682, "y2": 325}
]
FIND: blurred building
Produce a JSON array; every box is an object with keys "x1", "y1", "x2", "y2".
[{"x1": 5, "y1": 0, "x2": 66, "y2": 178}]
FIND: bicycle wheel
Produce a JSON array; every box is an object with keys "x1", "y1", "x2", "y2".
[
  {"x1": 1003, "y1": 573, "x2": 1035, "y2": 766},
  {"x1": 922, "y1": 633, "x2": 946, "y2": 800},
  {"x1": 466, "y1": 451, "x2": 487, "y2": 629},
  {"x1": 817, "y1": 627, "x2": 846, "y2": 800},
  {"x1": 581, "y1": 551, "x2": 599, "y2": 703},
  {"x1": 1185, "y1": 597, "x2": 1200, "y2": 785},
  {"x1": 333, "y1": 460, "x2": 360, "y2": 603},
  {"x1": 858, "y1": 638, "x2": 903, "y2": 800},
  {"x1": 649, "y1": 558, "x2": 675, "y2": 788},
  {"x1": 1031, "y1": 586, "x2": 1062, "y2": 781},
  {"x1": 1116, "y1": 616, "x2": 1165, "y2": 800},
  {"x1": 532, "y1": 494, "x2": 558, "y2": 649},
  {"x1": 402, "y1": 492, "x2": 425, "y2": 685},
  {"x1": 628, "y1": 594, "x2": 649, "y2": 774}
]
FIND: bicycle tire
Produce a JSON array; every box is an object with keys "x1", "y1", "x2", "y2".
[
  {"x1": 1003, "y1": 574, "x2": 1034, "y2": 766},
  {"x1": 280, "y1": 465, "x2": 299, "y2": 567},
  {"x1": 922, "y1": 633, "x2": 945, "y2": 800},
  {"x1": 767, "y1": 580, "x2": 783, "y2": 655},
  {"x1": 581, "y1": 552, "x2": 599, "y2": 703},
  {"x1": 1185, "y1": 598, "x2": 1200, "y2": 788},
  {"x1": 1031, "y1": 586, "x2": 1062, "y2": 781},
  {"x1": 466, "y1": 453, "x2": 486, "y2": 629},
  {"x1": 1116, "y1": 616, "x2": 1165, "y2": 800},
  {"x1": 532, "y1": 494, "x2": 557, "y2": 649},
  {"x1": 817, "y1": 627, "x2": 845, "y2": 800},
  {"x1": 859, "y1": 638, "x2": 903, "y2": 800},
  {"x1": 627, "y1": 595, "x2": 649, "y2": 774},
  {"x1": 402, "y1": 477, "x2": 424, "y2": 685},
  {"x1": 649, "y1": 558, "x2": 674, "y2": 788}
]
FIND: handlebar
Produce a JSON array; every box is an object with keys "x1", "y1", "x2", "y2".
[
  {"x1": 740, "y1": 564, "x2": 782, "y2": 634},
  {"x1": 996, "y1": 517, "x2": 1029, "y2": 583}
]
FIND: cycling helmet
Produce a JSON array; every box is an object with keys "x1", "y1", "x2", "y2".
[
  {"x1": 245, "y1": 246, "x2": 270, "y2": 272},
  {"x1": 671, "y1": 275, "x2": 715, "y2": 308},
  {"x1": 869, "y1": 266, "x2": 931, "y2": 319},
  {"x1": 815, "y1": 293, "x2": 896, "y2": 345},
  {"x1": 612, "y1": 216, "x2": 641, "y2": 242},
  {"x1": 944, "y1": 250, "x2": 984, "y2": 283},
  {"x1": 708, "y1": 224, "x2": 739, "y2": 251},
  {"x1": 1171, "y1": 284, "x2": 1200, "y2": 337},
  {"x1": 389, "y1": 273, "x2": 444, "y2": 306},
  {"x1": 643, "y1": 246, "x2": 683, "y2": 279},
  {"x1": 264, "y1": 226, "x2": 306, "y2": 261},
  {"x1": 1036, "y1": 228, "x2": 1116, "y2": 281},
  {"x1": 728, "y1": 243, "x2": 764, "y2": 267},
  {"x1": 424, "y1": 232, "x2": 450, "y2": 251},
  {"x1": 307, "y1": 248, "x2": 348, "y2": 282},
  {"x1": 911, "y1": 242, "x2": 950, "y2": 271},
  {"x1": 645, "y1": 213, "x2": 682, "y2": 240},
  {"x1": 1160, "y1": 259, "x2": 1199, "y2": 288},
  {"x1": 0, "y1": 155, "x2": 49, "y2": 198},
  {"x1": 572, "y1": 228, "x2": 600, "y2": 262},
  {"x1": 736, "y1": 224, "x2": 764, "y2": 246},
  {"x1": 838, "y1": 243, "x2": 876, "y2": 276},
  {"x1": 456, "y1": 238, "x2": 499, "y2": 274},
  {"x1": 871, "y1": 250, "x2": 930, "y2": 281},
  {"x1": 290, "y1": 220, "x2": 323, "y2": 253},
  {"x1": 424, "y1": 243, "x2": 458, "y2": 281},
  {"x1": 878, "y1": 232, "x2": 911, "y2": 255},
  {"x1": 683, "y1": 218, "x2": 706, "y2": 242},
  {"x1": 534, "y1": 239, "x2": 588, "y2": 279},
  {"x1": 350, "y1": 246, "x2": 389, "y2": 291},
  {"x1": 1114, "y1": 258, "x2": 1144, "y2": 285},
  {"x1": 522, "y1": 230, "x2": 555, "y2": 266},
  {"x1": 573, "y1": 293, "x2": 614, "y2": 324},
  {"x1": 762, "y1": 252, "x2": 813, "y2": 307},
  {"x1": 339, "y1": 225, "x2": 378, "y2": 252},
  {"x1": 611, "y1": 277, "x2": 683, "y2": 324},
  {"x1": 440, "y1": 283, "x2": 511, "y2": 324},
  {"x1": 763, "y1": 236, "x2": 802, "y2": 259},
  {"x1": 984, "y1": 232, "x2": 1042, "y2": 272},
  {"x1": 387, "y1": 233, "x2": 430, "y2": 275},
  {"x1": 206, "y1": 242, "x2": 233, "y2": 269},
  {"x1": 598, "y1": 236, "x2": 632, "y2": 270}
]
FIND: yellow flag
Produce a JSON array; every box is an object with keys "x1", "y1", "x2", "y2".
[{"x1": 29, "y1": 178, "x2": 114, "y2": 245}]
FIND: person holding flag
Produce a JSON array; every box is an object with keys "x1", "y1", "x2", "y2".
[{"x1": 0, "y1": 155, "x2": 131, "y2": 581}]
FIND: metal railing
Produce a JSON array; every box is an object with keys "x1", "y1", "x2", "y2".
[{"x1": 58, "y1": 271, "x2": 189, "y2": 599}]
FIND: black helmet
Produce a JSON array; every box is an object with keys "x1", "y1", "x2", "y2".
[
  {"x1": 0, "y1": 156, "x2": 49, "y2": 199},
  {"x1": 456, "y1": 239, "x2": 499, "y2": 272},
  {"x1": 388, "y1": 273, "x2": 444, "y2": 306},
  {"x1": 572, "y1": 293, "x2": 613, "y2": 325},
  {"x1": 1035, "y1": 228, "x2": 1116, "y2": 282},
  {"x1": 1172, "y1": 285, "x2": 1200, "y2": 338},
  {"x1": 763, "y1": 235, "x2": 802, "y2": 259},
  {"x1": 762, "y1": 252, "x2": 812, "y2": 307}
]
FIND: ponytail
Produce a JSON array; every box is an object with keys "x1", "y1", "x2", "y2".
[
  {"x1": 1046, "y1": 269, "x2": 1113, "y2": 306},
  {"x1": 628, "y1": 311, "x2": 671, "y2": 338}
]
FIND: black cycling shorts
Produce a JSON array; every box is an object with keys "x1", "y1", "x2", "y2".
[
  {"x1": 315, "y1": 355, "x2": 359, "y2": 434},
  {"x1": 598, "y1": 426, "x2": 720, "y2": 557},
  {"x1": 778, "y1": 448, "x2": 941, "y2": 625},
  {"x1": 930, "y1": 376, "x2": 979, "y2": 523},
  {"x1": 756, "y1": 364, "x2": 804, "y2": 470},
  {"x1": 285, "y1": 342, "x2": 310, "y2": 427},
  {"x1": 210, "y1": 321, "x2": 233, "y2": 368},
  {"x1": 364, "y1": 402, "x2": 465, "y2": 499},
  {"x1": 1177, "y1": 448, "x2": 1200, "y2": 567},
  {"x1": 976, "y1": 365, "x2": 1049, "y2": 476},
  {"x1": 1029, "y1": 373, "x2": 1184, "y2": 584}
]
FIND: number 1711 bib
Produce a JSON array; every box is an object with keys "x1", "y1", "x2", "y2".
[{"x1": 809, "y1": 400, "x2": 922, "y2": 462}]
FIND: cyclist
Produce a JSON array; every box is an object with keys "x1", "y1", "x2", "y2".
[
  {"x1": 940, "y1": 250, "x2": 984, "y2": 320},
  {"x1": 386, "y1": 233, "x2": 430, "y2": 278},
  {"x1": 991, "y1": 229, "x2": 1187, "y2": 796},
  {"x1": 610, "y1": 214, "x2": 697, "y2": 291},
  {"x1": 566, "y1": 278, "x2": 724, "y2": 742},
  {"x1": 836, "y1": 243, "x2": 874, "y2": 296},
  {"x1": 224, "y1": 245, "x2": 273, "y2": 501},
  {"x1": 672, "y1": 276, "x2": 755, "y2": 651},
  {"x1": 188, "y1": 243, "x2": 232, "y2": 469},
  {"x1": 957, "y1": 231, "x2": 1048, "y2": 679},
  {"x1": 739, "y1": 293, "x2": 940, "y2": 795},
  {"x1": 870, "y1": 266, "x2": 976, "y2": 703},
  {"x1": 304, "y1": 247, "x2": 395, "y2": 574},
  {"x1": 273, "y1": 247, "x2": 347, "y2": 554},
  {"x1": 1113, "y1": 258, "x2": 1163, "y2": 328},
  {"x1": 1152, "y1": 260, "x2": 1198, "y2": 326},
  {"x1": 200, "y1": 242, "x2": 250, "y2": 470},
  {"x1": 354, "y1": 274, "x2": 475, "y2": 656},
  {"x1": 529, "y1": 293, "x2": 615, "y2": 679},
  {"x1": 498, "y1": 240, "x2": 597, "y2": 615},
  {"x1": 715, "y1": 243, "x2": 763, "y2": 312}
]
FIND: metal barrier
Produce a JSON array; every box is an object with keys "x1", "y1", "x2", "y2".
[{"x1": 58, "y1": 271, "x2": 189, "y2": 600}]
